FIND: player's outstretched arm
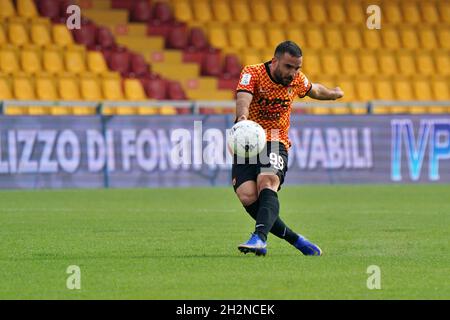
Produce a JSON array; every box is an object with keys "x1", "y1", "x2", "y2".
[
  {"x1": 235, "y1": 91, "x2": 253, "y2": 122},
  {"x1": 307, "y1": 83, "x2": 344, "y2": 100}
]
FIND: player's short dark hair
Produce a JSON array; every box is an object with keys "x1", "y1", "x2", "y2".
[{"x1": 274, "y1": 41, "x2": 303, "y2": 58}]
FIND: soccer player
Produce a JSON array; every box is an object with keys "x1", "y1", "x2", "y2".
[{"x1": 233, "y1": 41, "x2": 344, "y2": 256}]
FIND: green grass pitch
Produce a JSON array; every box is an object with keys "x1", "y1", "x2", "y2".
[{"x1": 0, "y1": 185, "x2": 449, "y2": 299}]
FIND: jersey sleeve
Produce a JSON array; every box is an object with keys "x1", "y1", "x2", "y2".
[
  {"x1": 297, "y1": 72, "x2": 313, "y2": 98},
  {"x1": 236, "y1": 66, "x2": 258, "y2": 95}
]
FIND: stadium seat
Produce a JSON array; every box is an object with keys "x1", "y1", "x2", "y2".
[
  {"x1": 108, "y1": 48, "x2": 130, "y2": 75},
  {"x1": 346, "y1": 1, "x2": 365, "y2": 23},
  {"x1": 102, "y1": 73, "x2": 124, "y2": 100},
  {"x1": 416, "y1": 52, "x2": 436, "y2": 76},
  {"x1": 338, "y1": 77, "x2": 357, "y2": 102},
  {"x1": 247, "y1": 23, "x2": 268, "y2": 50},
  {"x1": 384, "y1": 2, "x2": 403, "y2": 24},
  {"x1": 0, "y1": 75, "x2": 13, "y2": 100},
  {"x1": 381, "y1": 26, "x2": 401, "y2": 49},
  {"x1": 8, "y1": 18, "x2": 30, "y2": 47},
  {"x1": 359, "y1": 51, "x2": 379, "y2": 76},
  {"x1": 124, "y1": 78, "x2": 147, "y2": 100},
  {"x1": 80, "y1": 74, "x2": 103, "y2": 100},
  {"x1": 211, "y1": 0, "x2": 232, "y2": 23},
  {"x1": 302, "y1": 50, "x2": 321, "y2": 77},
  {"x1": 362, "y1": 29, "x2": 382, "y2": 49},
  {"x1": 58, "y1": 73, "x2": 81, "y2": 100},
  {"x1": 374, "y1": 78, "x2": 395, "y2": 100},
  {"x1": 270, "y1": 0, "x2": 289, "y2": 23},
  {"x1": 400, "y1": 26, "x2": 420, "y2": 50},
  {"x1": 267, "y1": 24, "x2": 286, "y2": 48},
  {"x1": 308, "y1": 0, "x2": 328, "y2": 23},
  {"x1": 241, "y1": 49, "x2": 261, "y2": 67},
  {"x1": 17, "y1": 0, "x2": 38, "y2": 18},
  {"x1": 0, "y1": 24, "x2": 6, "y2": 46},
  {"x1": 36, "y1": 73, "x2": 58, "y2": 100},
  {"x1": 355, "y1": 77, "x2": 375, "y2": 101},
  {"x1": 305, "y1": 25, "x2": 325, "y2": 49},
  {"x1": 339, "y1": 50, "x2": 360, "y2": 76},
  {"x1": 397, "y1": 50, "x2": 416, "y2": 76},
  {"x1": 393, "y1": 77, "x2": 413, "y2": 113},
  {"x1": 13, "y1": 73, "x2": 36, "y2": 100},
  {"x1": 167, "y1": 81, "x2": 187, "y2": 100},
  {"x1": 130, "y1": 0, "x2": 152, "y2": 22},
  {"x1": 433, "y1": 50, "x2": 450, "y2": 76},
  {"x1": 96, "y1": 27, "x2": 115, "y2": 49},
  {"x1": 37, "y1": 0, "x2": 61, "y2": 21},
  {"x1": 251, "y1": 0, "x2": 271, "y2": 23},
  {"x1": 320, "y1": 51, "x2": 341, "y2": 76},
  {"x1": 207, "y1": 23, "x2": 228, "y2": 49},
  {"x1": 327, "y1": 1, "x2": 346, "y2": 23},
  {"x1": 420, "y1": 1, "x2": 440, "y2": 24},
  {"x1": 172, "y1": 0, "x2": 193, "y2": 23},
  {"x1": 72, "y1": 23, "x2": 97, "y2": 48},
  {"x1": 228, "y1": 24, "x2": 248, "y2": 51},
  {"x1": 378, "y1": 50, "x2": 398, "y2": 76},
  {"x1": 167, "y1": 24, "x2": 189, "y2": 50},
  {"x1": 324, "y1": 25, "x2": 344, "y2": 50},
  {"x1": 85, "y1": 51, "x2": 108, "y2": 75},
  {"x1": 144, "y1": 77, "x2": 168, "y2": 100},
  {"x1": 21, "y1": 45, "x2": 42, "y2": 74},
  {"x1": 431, "y1": 77, "x2": 450, "y2": 101},
  {"x1": 201, "y1": 49, "x2": 222, "y2": 77},
  {"x1": 437, "y1": 28, "x2": 450, "y2": 49},
  {"x1": 0, "y1": 0, "x2": 16, "y2": 19},
  {"x1": 31, "y1": 19, "x2": 52, "y2": 47},
  {"x1": 193, "y1": 0, "x2": 213, "y2": 23},
  {"x1": 43, "y1": 45, "x2": 64, "y2": 74},
  {"x1": 0, "y1": 46, "x2": 20, "y2": 74},
  {"x1": 223, "y1": 54, "x2": 242, "y2": 77},
  {"x1": 413, "y1": 77, "x2": 433, "y2": 101},
  {"x1": 418, "y1": 26, "x2": 438, "y2": 50},
  {"x1": 401, "y1": 1, "x2": 421, "y2": 24},
  {"x1": 130, "y1": 54, "x2": 150, "y2": 77},
  {"x1": 189, "y1": 27, "x2": 209, "y2": 50},
  {"x1": 343, "y1": 26, "x2": 363, "y2": 49},
  {"x1": 231, "y1": 0, "x2": 251, "y2": 23},
  {"x1": 65, "y1": 46, "x2": 87, "y2": 74},
  {"x1": 53, "y1": 24, "x2": 74, "y2": 47}
]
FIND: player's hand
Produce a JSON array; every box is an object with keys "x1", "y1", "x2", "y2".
[{"x1": 333, "y1": 87, "x2": 344, "y2": 99}]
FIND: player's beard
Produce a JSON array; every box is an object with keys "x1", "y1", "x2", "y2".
[{"x1": 274, "y1": 68, "x2": 293, "y2": 86}]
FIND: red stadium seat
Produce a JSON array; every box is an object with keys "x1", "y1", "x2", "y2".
[
  {"x1": 147, "y1": 20, "x2": 171, "y2": 38},
  {"x1": 183, "y1": 48, "x2": 206, "y2": 65},
  {"x1": 72, "y1": 23, "x2": 97, "y2": 48},
  {"x1": 223, "y1": 54, "x2": 242, "y2": 77},
  {"x1": 130, "y1": 0, "x2": 152, "y2": 22},
  {"x1": 167, "y1": 81, "x2": 187, "y2": 100},
  {"x1": 145, "y1": 77, "x2": 168, "y2": 100},
  {"x1": 108, "y1": 48, "x2": 131, "y2": 76},
  {"x1": 97, "y1": 27, "x2": 115, "y2": 49},
  {"x1": 189, "y1": 27, "x2": 209, "y2": 50},
  {"x1": 218, "y1": 74, "x2": 239, "y2": 90},
  {"x1": 167, "y1": 24, "x2": 188, "y2": 49},
  {"x1": 130, "y1": 53, "x2": 150, "y2": 77},
  {"x1": 111, "y1": 0, "x2": 133, "y2": 10},
  {"x1": 201, "y1": 49, "x2": 222, "y2": 77},
  {"x1": 37, "y1": 0, "x2": 61, "y2": 20},
  {"x1": 151, "y1": 2, "x2": 173, "y2": 23}
]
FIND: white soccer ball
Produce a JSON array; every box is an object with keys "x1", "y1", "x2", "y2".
[{"x1": 227, "y1": 120, "x2": 267, "y2": 158}]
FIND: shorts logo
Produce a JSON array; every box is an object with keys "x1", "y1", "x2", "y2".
[
  {"x1": 240, "y1": 73, "x2": 251, "y2": 85},
  {"x1": 232, "y1": 178, "x2": 236, "y2": 186}
]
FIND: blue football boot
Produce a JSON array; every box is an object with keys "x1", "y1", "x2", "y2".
[
  {"x1": 238, "y1": 233, "x2": 267, "y2": 256},
  {"x1": 294, "y1": 234, "x2": 323, "y2": 256}
]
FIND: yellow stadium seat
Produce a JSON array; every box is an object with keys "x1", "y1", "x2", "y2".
[
  {"x1": 192, "y1": 0, "x2": 213, "y2": 23},
  {"x1": 267, "y1": 24, "x2": 286, "y2": 48},
  {"x1": 374, "y1": 78, "x2": 395, "y2": 100},
  {"x1": 87, "y1": 51, "x2": 109, "y2": 74},
  {"x1": 159, "y1": 106, "x2": 177, "y2": 115},
  {"x1": 437, "y1": 28, "x2": 450, "y2": 49},
  {"x1": 124, "y1": 78, "x2": 146, "y2": 100},
  {"x1": 102, "y1": 74, "x2": 124, "y2": 100},
  {"x1": 418, "y1": 26, "x2": 438, "y2": 50},
  {"x1": 431, "y1": 77, "x2": 450, "y2": 101},
  {"x1": 362, "y1": 29, "x2": 382, "y2": 49},
  {"x1": 35, "y1": 74, "x2": 58, "y2": 100},
  {"x1": 13, "y1": 73, "x2": 35, "y2": 100},
  {"x1": 378, "y1": 50, "x2": 398, "y2": 76},
  {"x1": 343, "y1": 26, "x2": 363, "y2": 49},
  {"x1": 327, "y1": 1, "x2": 346, "y2": 24},
  {"x1": 17, "y1": 0, "x2": 38, "y2": 18},
  {"x1": 241, "y1": 49, "x2": 262, "y2": 66},
  {"x1": 43, "y1": 45, "x2": 64, "y2": 74},
  {"x1": 320, "y1": 51, "x2": 341, "y2": 76},
  {"x1": 65, "y1": 46, "x2": 86, "y2": 74},
  {"x1": 384, "y1": 2, "x2": 403, "y2": 24},
  {"x1": 0, "y1": 0, "x2": 16, "y2": 19},
  {"x1": 58, "y1": 74, "x2": 81, "y2": 100},
  {"x1": 438, "y1": 1, "x2": 450, "y2": 23},
  {"x1": 305, "y1": 25, "x2": 325, "y2": 49},
  {"x1": 73, "y1": 106, "x2": 95, "y2": 115},
  {"x1": 346, "y1": 1, "x2": 364, "y2": 23},
  {"x1": 228, "y1": 23, "x2": 248, "y2": 51},
  {"x1": 21, "y1": 45, "x2": 42, "y2": 74},
  {"x1": 359, "y1": 51, "x2": 378, "y2": 76},
  {"x1": 50, "y1": 106, "x2": 71, "y2": 115},
  {"x1": 270, "y1": 0, "x2": 289, "y2": 24},
  {"x1": 338, "y1": 77, "x2": 357, "y2": 102},
  {"x1": 247, "y1": 24, "x2": 268, "y2": 50},
  {"x1": 31, "y1": 19, "x2": 52, "y2": 47},
  {"x1": 401, "y1": 1, "x2": 421, "y2": 24},
  {"x1": 413, "y1": 78, "x2": 433, "y2": 101},
  {"x1": 251, "y1": 0, "x2": 270, "y2": 23},
  {"x1": 173, "y1": 0, "x2": 193, "y2": 23},
  {"x1": 302, "y1": 50, "x2": 321, "y2": 77},
  {"x1": 399, "y1": 26, "x2": 420, "y2": 50},
  {"x1": 114, "y1": 106, "x2": 137, "y2": 115},
  {"x1": 381, "y1": 26, "x2": 400, "y2": 49},
  {"x1": 0, "y1": 75, "x2": 13, "y2": 100},
  {"x1": 231, "y1": 0, "x2": 251, "y2": 23},
  {"x1": 420, "y1": 1, "x2": 440, "y2": 24},
  {"x1": 308, "y1": 0, "x2": 327, "y2": 23},
  {"x1": 393, "y1": 77, "x2": 413, "y2": 104},
  {"x1": 0, "y1": 24, "x2": 6, "y2": 46},
  {"x1": 80, "y1": 74, "x2": 103, "y2": 100},
  {"x1": 285, "y1": 27, "x2": 305, "y2": 48},
  {"x1": 397, "y1": 50, "x2": 416, "y2": 76},
  {"x1": 137, "y1": 106, "x2": 158, "y2": 115},
  {"x1": 0, "y1": 46, "x2": 20, "y2": 74},
  {"x1": 433, "y1": 50, "x2": 450, "y2": 76},
  {"x1": 8, "y1": 18, "x2": 30, "y2": 47},
  {"x1": 355, "y1": 77, "x2": 375, "y2": 101},
  {"x1": 207, "y1": 23, "x2": 228, "y2": 49},
  {"x1": 53, "y1": 24, "x2": 74, "y2": 47},
  {"x1": 416, "y1": 52, "x2": 435, "y2": 76},
  {"x1": 324, "y1": 25, "x2": 344, "y2": 50},
  {"x1": 261, "y1": 48, "x2": 274, "y2": 62},
  {"x1": 290, "y1": 0, "x2": 309, "y2": 23},
  {"x1": 211, "y1": 0, "x2": 232, "y2": 23},
  {"x1": 340, "y1": 50, "x2": 360, "y2": 76}
]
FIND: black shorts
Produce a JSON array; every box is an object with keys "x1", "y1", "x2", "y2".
[{"x1": 231, "y1": 141, "x2": 288, "y2": 192}]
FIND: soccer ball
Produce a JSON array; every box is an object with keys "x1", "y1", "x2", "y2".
[{"x1": 227, "y1": 120, "x2": 266, "y2": 158}]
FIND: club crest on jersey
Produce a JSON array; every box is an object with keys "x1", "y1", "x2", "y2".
[
  {"x1": 287, "y1": 87, "x2": 294, "y2": 96},
  {"x1": 240, "y1": 73, "x2": 251, "y2": 85}
]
